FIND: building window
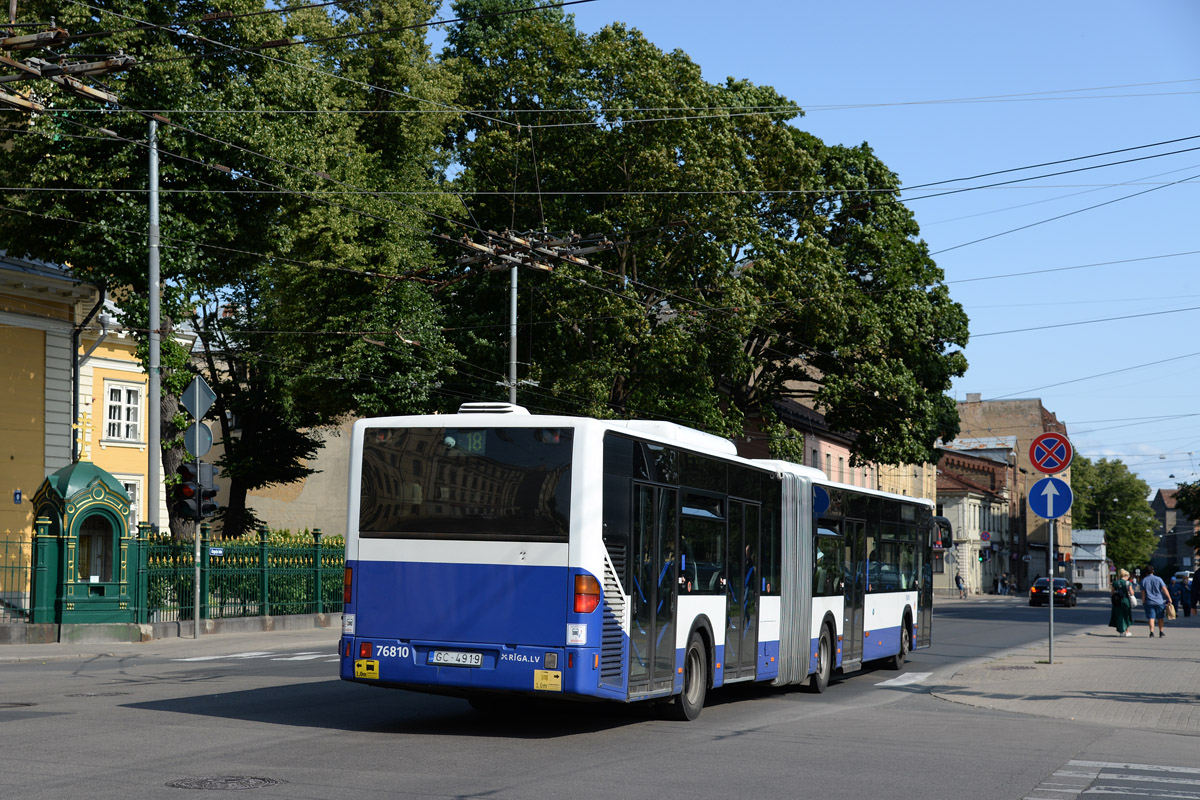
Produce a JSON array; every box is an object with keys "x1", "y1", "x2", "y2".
[
  {"x1": 105, "y1": 383, "x2": 142, "y2": 442},
  {"x1": 825, "y1": 453, "x2": 831, "y2": 476},
  {"x1": 121, "y1": 479, "x2": 141, "y2": 532},
  {"x1": 811, "y1": 449, "x2": 819, "y2": 469},
  {"x1": 933, "y1": 551, "x2": 945, "y2": 574},
  {"x1": 838, "y1": 457, "x2": 845, "y2": 483}
]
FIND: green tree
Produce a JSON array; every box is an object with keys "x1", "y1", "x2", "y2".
[
  {"x1": 439, "y1": 2, "x2": 967, "y2": 464},
  {"x1": 1071, "y1": 456, "x2": 1158, "y2": 570},
  {"x1": 0, "y1": 1, "x2": 460, "y2": 536},
  {"x1": 1171, "y1": 480, "x2": 1200, "y2": 552}
]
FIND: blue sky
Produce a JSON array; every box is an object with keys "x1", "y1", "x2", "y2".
[{"x1": 547, "y1": 0, "x2": 1200, "y2": 492}]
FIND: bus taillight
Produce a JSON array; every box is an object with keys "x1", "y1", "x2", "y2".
[
  {"x1": 574, "y1": 574, "x2": 601, "y2": 614},
  {"x1": 343, "y1": 567, "x2": 353, "y2": 604}
]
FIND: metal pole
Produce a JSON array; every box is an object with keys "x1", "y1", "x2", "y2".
[
  {"x1": 508, "y1": 265, "x2": 518, "y2": 404},
  {"x1": 148, "y1": 120, "x2": 162, "y2": 535},
  {"x1": 191, "y1": 377, "x2": 201, "y2": 638},
  {"x1": 1048, "y1": 518, "x2": 1055, "y2": 663}
]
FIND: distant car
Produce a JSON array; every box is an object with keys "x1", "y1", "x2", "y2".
[{"x1": 1029, "y1": 577, "x2": 1077, "y2": 607}]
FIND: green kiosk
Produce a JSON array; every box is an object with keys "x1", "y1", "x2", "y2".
[{"x1": 30, "y1": 460, "x2": 144, "y2": 626}]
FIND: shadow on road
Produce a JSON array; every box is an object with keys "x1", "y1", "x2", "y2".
[{"x1": 123, "y1": 680, "x2": 675, "y2": 737}]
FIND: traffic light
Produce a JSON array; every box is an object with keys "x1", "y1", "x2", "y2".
[
  {"x1": 174, "y1": 462, "x2": 201, "y2": 519},
  {"x1": 173, "y1": 461, "x2": 220, "y2": 519},
  {"x1": 197, "y1": 461, "x2": 220, "y2": 518}
]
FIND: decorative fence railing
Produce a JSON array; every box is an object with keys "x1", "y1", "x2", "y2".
[
  {"x1": 1, "y1": 525, "x2": 343, "y2": 625},
  {"x1": 147, "y1": 525, "x2": 345, "y2": 622},
  {"x1": 0, "y1": 533, "x2": 33, "y2": 623}
]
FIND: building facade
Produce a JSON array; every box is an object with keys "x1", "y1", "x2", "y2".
[
  {"x1": 936, "y1": 442, "x2": 1017, "y2": 595},
  {"x1": 956, "y1": 394, "x2": 1073, "y2": 581},
  {"x1": 1150, "y1": 489, "x2": 1197, "y2": 575},
  {"x1": 1, "y1": 253, "x2": 164, "y2": 547},
  {"x1": 1071, "y1": 529, "x2": 1110, "y2": 590}
]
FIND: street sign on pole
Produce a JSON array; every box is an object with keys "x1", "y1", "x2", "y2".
[
  {"x1": 181, "y1": 375, "x2": 216, "y2": 420},
  {"x1": 1029, "y1": 432, "x2": 1073, "y2": 474},
  {"x1": 184, "y1": 421, "x2": 212, "y2": 458},
  {"x1": 1030, "y1": 476, "x2": 1073, "y2": 519}
]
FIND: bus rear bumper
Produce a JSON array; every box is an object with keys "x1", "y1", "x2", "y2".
[{"x1": 339, "y1": 636, "x2": 611, "y2": 698}]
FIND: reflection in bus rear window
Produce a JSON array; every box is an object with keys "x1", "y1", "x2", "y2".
[{"x1": 359, "y1": 427, "x2": 573, "y2": 541}]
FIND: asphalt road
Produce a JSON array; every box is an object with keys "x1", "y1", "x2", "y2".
[{"x1": 1, "y1": 592, "x2": 1192, "y2": 800}]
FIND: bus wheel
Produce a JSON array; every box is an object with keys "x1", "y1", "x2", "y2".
[
  {"x1": 804, "y1": 626, "x2": 831, "y2": 694},
  {"x1": 887, "y1": 619, "x2": 910, "y2": 670},
  {"x1": 672, "y1": 631, "x2": 708, "y2": 721}
]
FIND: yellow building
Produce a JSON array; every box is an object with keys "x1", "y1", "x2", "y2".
[{"x1": 1, "y1": 252, "x2": 162, "y2": 546}]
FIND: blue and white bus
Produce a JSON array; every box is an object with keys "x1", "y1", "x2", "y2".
[{"x1": 339, "y1": 403, "x2": 950, "y2": 720}]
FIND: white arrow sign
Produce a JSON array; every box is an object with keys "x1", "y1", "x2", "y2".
[{"x1": 1040, "y1": 479, "x2": 1060, "y2": 518}]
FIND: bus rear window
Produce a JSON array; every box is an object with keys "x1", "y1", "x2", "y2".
[{"x1": 358, "y1": 427, "x2": 573, "y2": 541}]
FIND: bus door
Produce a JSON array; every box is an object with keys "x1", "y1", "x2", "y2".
[
  {"x1": 843, "y1": 519, "x2": 866, "y2": 667},
  {"x1": 628, "y1": 484, "x2": 678, "y2": 696},
  {"x1": 725, "y1": 501, "x2": 760, "y2": 681}
]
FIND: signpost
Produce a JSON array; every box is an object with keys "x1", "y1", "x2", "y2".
[
  {"x1": 1028, "y1": 434, "x2": 1075, "y2": 664},
  {"x1": 181, "y1": 375, "x2": 215, "y2": 639}
]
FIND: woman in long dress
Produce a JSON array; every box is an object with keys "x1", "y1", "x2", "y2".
[{"x1": 1109, "y1": 568, "x2": 1134, "y2": 636}]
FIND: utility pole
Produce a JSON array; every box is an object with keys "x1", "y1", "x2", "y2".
[
  {"x1": 453, "y1": 230, "x2": 617, "y2": 404},
  {"x1": 148, "y1": 119, "x2": 161, "y2": 534}
]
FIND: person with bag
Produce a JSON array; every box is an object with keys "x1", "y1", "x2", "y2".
[
  {"x1": 1140, "y1": 565, "x2": 1172, "y2": 638},
  {"x1": 1108, "y1": 569, "x2": 1135, "y2": 636}
]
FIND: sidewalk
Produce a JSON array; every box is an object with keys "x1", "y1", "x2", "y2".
[
  {"x1": 931, "y1": 604, "x2": 1200, "y2": 733},
  {"x1": 0, "y1": 625, "x2": 341, "y2": 664}
]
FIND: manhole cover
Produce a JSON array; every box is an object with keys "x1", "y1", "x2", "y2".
[
  {"x1": 65, "y1": 692, "x2": 131, "y2": 697},
  {"x1": 166, "y1": 777, "x2": 281, "y2": 790}
]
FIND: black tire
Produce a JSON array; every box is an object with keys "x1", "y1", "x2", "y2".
[
  {"x1": 804, "y1": 625, "x2": 832, "y2": 694},
  {"x1": 886, "y1": 618, "x2": 910, "y2": 670},
  {"x1": 672, "y1": 631, "x2": 708, "y2": 721}
]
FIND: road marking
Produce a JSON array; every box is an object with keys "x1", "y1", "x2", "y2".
[
  {"x1": 173, "y1": 651, "x2": 273, "y2": 661},
  {"x1": 874, "y1": 671, "x2": 931, "y2": 687},
  {"x1": 271, "y1": 654, "x2": 328, "y2": 661},
  {"x1": 1024, "y1": 761, "x2": 1200, "y2": 800},
  {"x1": 1070, "y1": 762, "x2": 1200, "y2": 776}
]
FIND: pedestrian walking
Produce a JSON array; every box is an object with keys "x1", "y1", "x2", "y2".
[
  {"x1": 1000, "y1": 573, "x2": 1009, "y2": 595},
  {"x1": 1177, "y1": 575, "x2": 1191, "y2": 618},
  {"x1": 1140, "y1": 565, "x2": 1172, "y2": 638},
  {"x1": 1108, "y1": 568, "x2": 1135, "y2": 636},
  {"x1": 955, "y1": 572, "x2": 966, "y2": 599}
]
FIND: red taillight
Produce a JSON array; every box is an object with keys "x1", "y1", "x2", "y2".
[
  {"x1": 359, "y1": 641, "x2": 372, "y2": 659},
  {"x1": 343, "y1": 567, "x2": 353, "y2": 604},
  {"x1": 574, "y1": 574, "x2": 601, "y2": 614}
]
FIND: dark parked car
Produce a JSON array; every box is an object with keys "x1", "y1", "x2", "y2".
[{"x1": 1029, "y1": 577, "x2": 1077, "y2": 607}]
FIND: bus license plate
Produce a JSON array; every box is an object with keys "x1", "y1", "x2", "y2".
[{"x1": 428, "y1": 650, "x2": 482, "y2": 667}]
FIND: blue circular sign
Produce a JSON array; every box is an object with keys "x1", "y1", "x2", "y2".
[{"x1": 1029, "y1": 476, "x2": 1073, "y2": 519}]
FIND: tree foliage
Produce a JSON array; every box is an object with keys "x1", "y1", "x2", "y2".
[
  {"x1": 0, "y1": 0, "x2": 460, "y2": 536},
  {"x1": 438, "y1": 1, "x2": 968, "y2": 464},
  {"x1": 1071, "y1": 456, "x2": 1158, "y2": 570},
  {"x1": 1171, "y1": 480, "x2": 1200, "y2": 552}
]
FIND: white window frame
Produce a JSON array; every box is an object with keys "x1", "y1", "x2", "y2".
[
  {"x1": 103, "y1": 381, "x2": 144, "y2": 444},
  {"x1": 116, "y1": 476, "x2": 142, "y2": 533}
]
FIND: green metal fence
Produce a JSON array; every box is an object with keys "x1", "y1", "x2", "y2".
[
  {"x1": 145, "y1": 525, "x2": 345, "y2": 623},
  {"x1": 0, "y1": 533, "x2": 32, "y2": 622}
]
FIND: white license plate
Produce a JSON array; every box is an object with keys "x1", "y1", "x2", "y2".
[{"x1": 428, "y1": 650, "x2": 482, "y2": 667}]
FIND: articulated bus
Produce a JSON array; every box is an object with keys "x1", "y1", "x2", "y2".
[{"x1": 340, "y1": 403, "x2": 951, "y2": 720}]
